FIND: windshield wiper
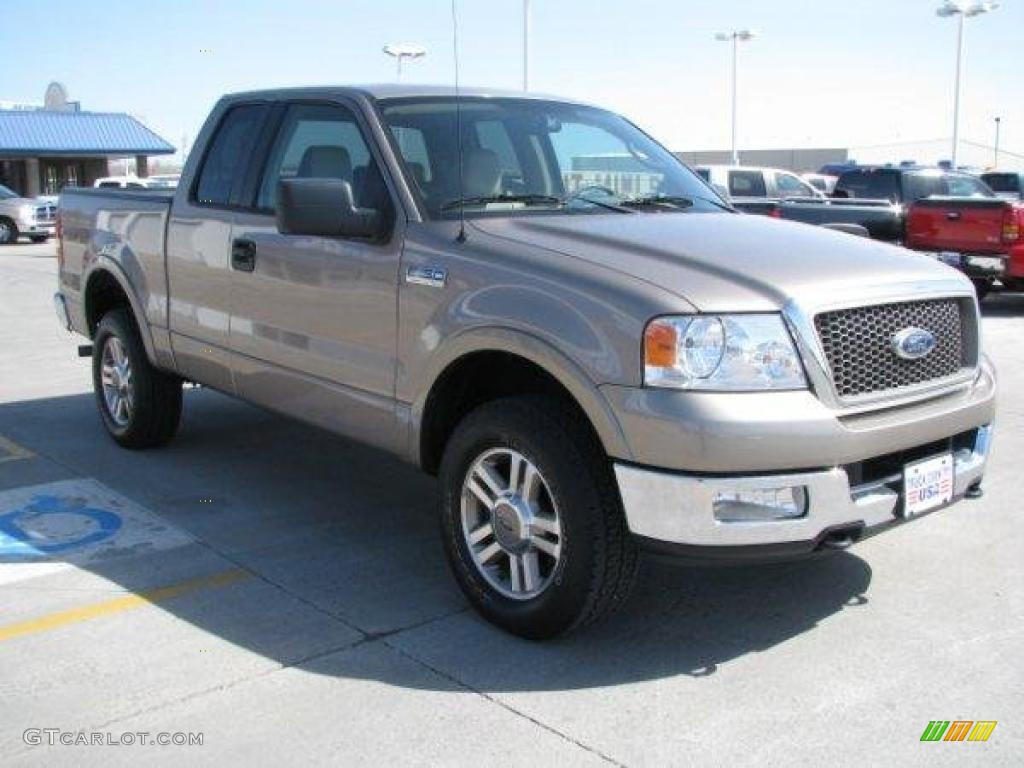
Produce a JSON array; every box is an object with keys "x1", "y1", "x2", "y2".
[
  {"x1": 562, "y1": 192, "x2": 633, "y2": 213},
  {"x1": 441, "y1": 194, "x2": 564, "y2": 211},
  {"x1": 620, "y1": 194, "x2": 734, "y2": 212}
]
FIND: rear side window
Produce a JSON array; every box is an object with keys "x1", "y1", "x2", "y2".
[
  {"x1": 728, "y1": 170, "x2": 766, "y2": 197},
  {"x1": 835, "y1": 170, "x2": 900, "y2": 202},
  {"x1": 195, "y1": 104, "x2": 269, "y2": 206},
  {"x1": 695, "y1": 168, "x2": 710, "y2": 182},
  {"x1": 980, "y1": 173, "x2": 1020, "y2": 194}
]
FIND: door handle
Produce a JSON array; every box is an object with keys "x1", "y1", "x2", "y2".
[
  {"x1": 231, "y1": 238, "x2": 256, "y2": 272},
  {"x1": 945, "y1": 211, "x2": 962, "y2": 221}
]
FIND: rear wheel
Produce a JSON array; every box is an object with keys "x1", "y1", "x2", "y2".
[
  {"x1": 0, "y1": 218, "x2": 17, "y2": 245},
  {"x1": 92, "y1": 309, "x2": 182, "y2": 448},
  {"x1": 439, "y1": 396, "x2": 638, "y2": 639}
]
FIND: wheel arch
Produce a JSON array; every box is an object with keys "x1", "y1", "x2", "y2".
[
  {"x1": 83, "y1": 262, "x2": 158, "y2": 365},
  {"x1": 412, "y1": 328, "x2": 633, "y2": 475}
]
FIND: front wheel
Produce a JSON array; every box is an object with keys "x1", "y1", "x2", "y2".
[
  {"x1": 92, "y1": 308, "x2": 182, "y2": 448},
  {"x1": 29, "y1": 236, "x2": 48, "y2": 244},
  {"x1": 0, "y1": 218, "x2": 17, "y2": 245},
  {"x1": 438, "y1": 396, "x2": 638, "y2": 639}
]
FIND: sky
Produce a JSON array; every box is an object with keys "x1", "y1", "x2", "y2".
[{"x1": 2, "y1": 0, "x2": 1021, "y2": 167}]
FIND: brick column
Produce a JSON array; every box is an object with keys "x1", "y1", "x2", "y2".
[{"x1": 24, "y1": 158, "x2": 41, "y2": 197}]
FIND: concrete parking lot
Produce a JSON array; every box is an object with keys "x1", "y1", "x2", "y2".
[{"x1": 0, "y1": 240, "x2": 1021, "y2": 766}]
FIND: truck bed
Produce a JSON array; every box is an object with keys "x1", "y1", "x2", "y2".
[
  {"x1": 57, "y1": 186, "x2": 175, "y2": 341},
  {"x1": 732, "y1": 196, "x2": 903, "y2": 241}
]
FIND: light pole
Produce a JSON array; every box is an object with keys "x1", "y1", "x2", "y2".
[
  {"x1": 522, "y1": 0, "x2": 531, "y2": 91},
  {"x1": 383, "y1": 43, "x2": 426, "y2": 82},
  {"x1": 993, "y1": 116, "x2": 1001, "y2": 167},
  {"x1": 715, "y1": 29, "x2": 755, "y2": 166},
  {"x1": 936, "y1": 1, "x2": 998, "y2": 168}
]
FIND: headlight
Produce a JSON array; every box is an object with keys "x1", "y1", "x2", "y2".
[
  {"x1": 20, "y1": 204, "x2": 36, "y2": 221},
  {"x1": 644, "y1": 314, "x2": 807, "y2": 390}
]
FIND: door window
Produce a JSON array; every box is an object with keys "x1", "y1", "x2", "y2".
[
  {"x1": 257, "y1": 103, "x2": 392, "y2": 217},
  {"x1": 728, "y1": 170, "x2": 767, "y2": 197},
  {"x1": 775, "y1": 172, "x2": 815, "y2": 198},
  {"x1": 195, "y1": 104, "x2": 269, "y2": 206}
]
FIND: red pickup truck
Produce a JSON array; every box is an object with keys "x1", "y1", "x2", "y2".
[
  {"x1": 905, "y1": 197, "x2": 1019, "y2": 299},
  {"x1": 1001, "y1": 205, "x2": 1024, "y2": 292}
]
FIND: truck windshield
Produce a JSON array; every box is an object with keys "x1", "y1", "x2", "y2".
[
  {"x1": 378, "y1": 97, "x2": 726, "y2": 219},
  {"x1": 0, "y1": 184, "x2": 18, "y2": 200},
  {"x1": 906, "y1": 172, "x2": 994, "y2": 201}
]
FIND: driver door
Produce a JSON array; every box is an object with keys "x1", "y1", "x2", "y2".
[{"x1": 228, "y1": 101, "x2": 405, "y2": 453}]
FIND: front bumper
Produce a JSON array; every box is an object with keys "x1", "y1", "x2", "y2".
[{"x1": 615, "y1": 424, "x2": 992, "y2": 559}]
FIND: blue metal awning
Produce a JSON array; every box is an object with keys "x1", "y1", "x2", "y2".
[{"x1": 0, "y1": 110, "x2": 175, "y2": 156}]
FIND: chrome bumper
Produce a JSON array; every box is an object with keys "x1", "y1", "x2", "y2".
[{"x1": 615, "y1": 424, "x2": 992, "y2": 550}]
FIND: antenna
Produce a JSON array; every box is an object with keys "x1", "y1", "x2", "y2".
[{"x1": 451, "y1": 0, "x2": 467, "y2": 242}]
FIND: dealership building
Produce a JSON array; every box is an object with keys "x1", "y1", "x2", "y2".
[{"x1": 0, "y1": 83, "x2": 174, "y2": 197}]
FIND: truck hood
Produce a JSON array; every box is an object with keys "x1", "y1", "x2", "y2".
[{"x1": 471, "y1": 212, "x2": 968, "y2": 312}]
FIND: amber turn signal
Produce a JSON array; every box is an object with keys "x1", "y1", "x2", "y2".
[{"x1": 644, "y1": 320, "x2": 678, "y2": 368}]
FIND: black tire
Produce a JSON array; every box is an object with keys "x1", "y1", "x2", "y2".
[
  {"x1": 439, "y1": 396, "x2": 638, "y2": 639},
  {"x1": 92, "y1": 308, "x2": 182, "y2": 448},
  {"x1": 0, "y1": 217, "x2": 17, "y2": 245},
  {"x1": 971, "y1": 279, "x2": 992, "y2": 302},
  {"x1": 29, "y1": 236, "x2": 48, "y2": 244}
]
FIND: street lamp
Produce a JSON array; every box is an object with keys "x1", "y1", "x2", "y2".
[
  {"x1": 993, "y1": 116, "x2": 1001, "y2": 168},
  {"x1": 383, "y1": 43, "x2": 426, "y2": 82},
  {"x1": 522, "y1": 0, "x2": 531, "y2": 91},
  {"x1": 715, "y1": 29, "x2": 755, "y2": 166},
  {"x1": 936, "y1": 1, "x2": 998, "y2": 168}
]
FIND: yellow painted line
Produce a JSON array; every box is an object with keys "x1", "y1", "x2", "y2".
[
  {"x1": 0, "y1": 435, "x2": 34, "y2": 464},
  {"x1": 0, "y1": 568, "x2": 249, "y2": 643}
]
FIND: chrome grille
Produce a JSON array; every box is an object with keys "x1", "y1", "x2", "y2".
[
  {"x1": 814, "y1": 299, "x2": 965, "y2": 398},
  {"x1": 34, "y1": 205, "x2": 56, "y2": 223}
]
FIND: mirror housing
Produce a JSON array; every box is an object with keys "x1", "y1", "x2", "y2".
[{"x1": 276, "y1": 178, "x2": 384, "y2": 239}]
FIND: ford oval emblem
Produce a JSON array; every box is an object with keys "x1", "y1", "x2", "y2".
[{"x1": 891, "y1": 327, "x2": 936, "y2": 360}]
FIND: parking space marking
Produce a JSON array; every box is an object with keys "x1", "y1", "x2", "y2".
[
  {"x1": 0, "y1": 435, "x2": 34, "y2": 464},
  {"x1": 0, "y1": 478, "x2": 194, "y2": 586},
  {"x1": 0, "y1": 568, "x2": 249, "y2": 643}
]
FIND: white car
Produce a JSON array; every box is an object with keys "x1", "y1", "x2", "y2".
[
  {"x1": 694, "y1": 165, "x2": 824, "y2": 200},
  {"x1": 0, "y1": 184, "x2": 55, "y2": 244},
  {"x1": 93, "y1": 176, "x2": 176, "y2": 190}
]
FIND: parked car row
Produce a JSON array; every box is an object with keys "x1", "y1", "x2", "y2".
[{"x1": 698, "y1": 162, "x2": 1022, "y2": 298}]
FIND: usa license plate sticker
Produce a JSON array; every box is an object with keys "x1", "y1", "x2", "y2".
[{"x1": 903, "y1": 454, "x2": 954, "y2": 518}]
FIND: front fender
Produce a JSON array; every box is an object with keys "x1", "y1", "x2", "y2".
[{"x1": 409, "y1": 326, "x2": 634, "y2": 466}]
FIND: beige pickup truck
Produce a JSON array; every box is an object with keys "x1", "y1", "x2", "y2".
[{"x1": 55, "y1": 86, "x2": 995, "y2": 638}]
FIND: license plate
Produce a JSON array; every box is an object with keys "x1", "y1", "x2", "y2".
[
  {"x1": 902, "y1": 454, "x2": 954, "y2": 518},
  {"x1": 934, "y1": 251, "x2": 962, "y2": 266}
]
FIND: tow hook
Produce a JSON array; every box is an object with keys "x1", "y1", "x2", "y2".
[{"x1": 965, "y1": 482, "x2": 984, "y2": 500}]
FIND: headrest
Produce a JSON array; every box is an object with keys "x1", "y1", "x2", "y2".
[
  {"x1": 298, "y1": 145, "x2": 352, "y2": 180},
  {"x1": 463, "y1": 148, "x2": 501, "y2": 198}
]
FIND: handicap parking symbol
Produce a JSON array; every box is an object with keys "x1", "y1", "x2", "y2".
[{"x1": 0, "y1": 495, "x2": 123, "y2": 559}]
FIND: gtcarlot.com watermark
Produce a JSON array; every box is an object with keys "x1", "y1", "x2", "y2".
[{"x1": 24, "y1": 729, "x2": 203, "y2": 747}]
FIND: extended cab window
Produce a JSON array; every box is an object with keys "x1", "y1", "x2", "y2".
[
  {"x1": 980, "y1": 173, "x2": 1019, "y2": 194},
  {"x1": 835, "y1": 170, "x2": 900, "y2": 202},
  {"x1": 257, "y1": 103, "x2": 392, "y2": 218},
  {"x1": 195, "y1": 104, "x2": 269, "y2": 206},
  {"x1": 728, "y1": 170, "x2": 766, "y2": 197}
]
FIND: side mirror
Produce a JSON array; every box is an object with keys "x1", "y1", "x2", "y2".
[
  {"x1": 830, "y1": 189, "x2": 850, "y2": 199},
  {"x1": 276, "y1": 178, "x2": 384, "y2": 239}
]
